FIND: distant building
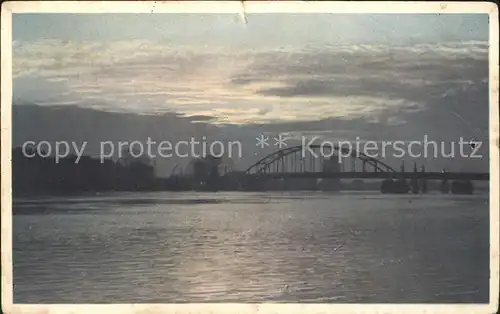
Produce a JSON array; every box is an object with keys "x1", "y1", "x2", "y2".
[
  {"x1": 12, "y1": 147, "x2": 155, "y2": 195},
  {"x1": 184, "y1": 155, "x2": 222, "y2": 188}
]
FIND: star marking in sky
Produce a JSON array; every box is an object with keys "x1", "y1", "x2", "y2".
[
  {"x1": 273, "y1": 134, "x2": 288, "y2": 148},
  {"x1": 256, "y1": 134, "x2": 269, "y2": 149}
]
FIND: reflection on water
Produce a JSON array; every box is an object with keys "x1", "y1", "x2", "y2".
[{"x1": 13, "y1": 191, "x2": 489, "y2": 303}]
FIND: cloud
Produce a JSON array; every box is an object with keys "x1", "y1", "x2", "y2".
[{"x1": 13, "y1": 39, "x2": 488, "y2": 125}]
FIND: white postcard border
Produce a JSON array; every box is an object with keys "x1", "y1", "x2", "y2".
[{"x1": 1, "y1": 2, "x2": 498, "y2": 314}]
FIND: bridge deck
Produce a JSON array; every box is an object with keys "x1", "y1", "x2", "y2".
[{"x1": 243, "y1": 172, "x2": 489, "y2": 181}]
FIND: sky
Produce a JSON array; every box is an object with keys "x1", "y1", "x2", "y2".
[{"x1": 11, "y1": 13, "x2": 490, "y2": 174}]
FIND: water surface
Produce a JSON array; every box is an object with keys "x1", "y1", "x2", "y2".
[{"x1": 13, "y1": 191, "x2": 490, "y2": 303}]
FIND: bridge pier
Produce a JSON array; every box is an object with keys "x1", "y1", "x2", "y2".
[
  {"x1": 420, "y1": 165, "x2": 427, "y2": 193},
  {"x1": 381, "y1": 179, "x2": 410, "y2": 194},
  {"x1": 411, "y1": 178, "x2": 419, "y2": 194},
  {"x1": 441, "y1": 179, "x2": 449, "y2": 194},
  {"x1": 411, "y1": 162, "x2": 419, "y2": 194},
  {"x1": 440, "y1": 169, "x2": 449, "y2": 193},
  {"x1": 451, "y1": 180, "x2": 474, "y2": 194}
]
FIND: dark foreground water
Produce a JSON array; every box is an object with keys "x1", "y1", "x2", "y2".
[{"x1": 13, "y1": 191, "x2": 490, "y2": 303}]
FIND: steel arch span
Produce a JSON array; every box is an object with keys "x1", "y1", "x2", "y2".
[{"x1": 244, "y1": 144, "x2": 398, "y2": 174}]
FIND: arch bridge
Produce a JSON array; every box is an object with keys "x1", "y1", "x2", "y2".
[
  {"x1": 242, "y1": 144, "x2": 488, "y2": 181},
  {"x1": 245, "y1": 144, "x2": 396, "y2": 175}
]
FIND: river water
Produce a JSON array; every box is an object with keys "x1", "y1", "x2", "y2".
[{"x1": 13, "y1": 191, "x2": 490, "y2": 303}]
